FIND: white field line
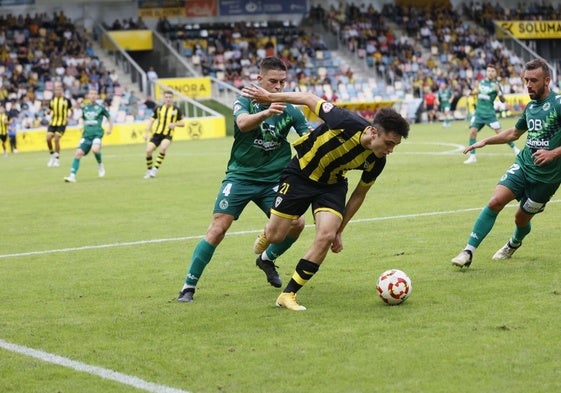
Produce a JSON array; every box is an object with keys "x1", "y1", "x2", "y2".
[
  {"x1": 0, "y1": 339, "x2": 190, "y2": 393},
  {"x1": 5, "y1": 201, "x2": 558, "y2": 260}
]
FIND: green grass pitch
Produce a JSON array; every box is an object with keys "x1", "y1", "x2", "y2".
[{"x1": 1, "y1": 118, "x2": 561, "y2": 393}]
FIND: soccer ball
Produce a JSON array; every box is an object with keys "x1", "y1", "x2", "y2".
[{"x1": 376, "y1": 269, "x2": 412, "y2": 305}]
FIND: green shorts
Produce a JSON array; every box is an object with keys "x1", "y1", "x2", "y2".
[
  {"x1": 469, "y1": 113, "x2": 500, "y2": 131},
  {"x1": 213, "y1": 178, "x2": 279, "y2": 220},
  {"x1": 498, "y1": 163, "x2": 560, "y2": 214},
  {"x1": 77, "y1": 136, "x2": 102, "y2": 155}
]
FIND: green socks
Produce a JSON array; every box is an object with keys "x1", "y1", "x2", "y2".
[
  {"x1": 185, "y1": 239, "x2": 216, "y2": 287},
  {"x1": 467, "y1": 206, "x2": 498, "y2": 248}
]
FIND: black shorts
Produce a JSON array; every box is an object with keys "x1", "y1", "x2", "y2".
[
  {"x1": 0, "y1": 134, "x2": 6, "y2": 142},
  {"x1": 271, "y1": 165, "x2": 348, "y2": 220},
  {"x1": 149, "y1": 133, "x2": 172, "y2": 147},
  {"x1": 47, "y1": 125, "x2": 67, "y2": 134}
]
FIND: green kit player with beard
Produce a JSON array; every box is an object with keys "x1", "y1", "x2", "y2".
[
  {"x1": 452, "y1": 58, "x2": 561, "y2": 267},
  {"x1": 464, "y1": 64, "x2": 520, "y2": 164},
  {"x1": 177, "y1": 57, "x2": 310, "y2": 302}
]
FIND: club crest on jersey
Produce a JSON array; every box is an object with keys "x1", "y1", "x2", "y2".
[
  {"x1": 543, "y1": 103, "x2": 550, "y2": 111},
  {"x1": 219, "y1": 199, "x2": 229, "y2": 210},
  {"x1": 274, "y1": 196, "x2": 283, "y2": 208},
  {"x1": 321, "y1": 102, "x2": 334, "y2": 113}
]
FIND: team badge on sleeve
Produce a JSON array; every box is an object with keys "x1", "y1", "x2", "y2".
[{"x1": 321, "y1": 102, "x2": 334, "y2": 113}]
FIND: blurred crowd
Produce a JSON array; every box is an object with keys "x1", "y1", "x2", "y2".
[
  {"x1": 3, "y1": 1, "x2": 560, "y2": 133},
  {"x1": 0, "y1": 11, "x2": 155, "y2": 133},
  {"x1": 162, "y1": 1, "x2": 559, "y2": 108}
]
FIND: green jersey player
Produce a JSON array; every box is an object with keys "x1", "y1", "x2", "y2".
[
  {"x1": 452, "y1": 58, "x2": 561, "y2": 267},
  {"x1": 436, "y1": 82, "x2": 453, "y2": 127},
  {"x1": 177, "y1": 57, "x2": 310, "y2": 302},
  {"x1": 464, "y1": 64, "x2": 519, "y2": 164},
  {"x1": 64, "y1": 88, "x2": 113, "y2": 183}
]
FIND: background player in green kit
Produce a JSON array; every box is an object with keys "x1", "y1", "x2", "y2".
[
  {"x1": 436, "y1": 82, "x2": 453, "y2": 128},
  {"x1": 64, "y1": 88, "x2": 113, "y2": 183},
  {"x1": 464, "y1": 64, "x2": 520, "y2": 164},
  {"x1": 177, "y1": 57, "x2": 310, "y2": 303},
  {"x1": 452, "y1": 58, "x2": 561, "y2": 267}
]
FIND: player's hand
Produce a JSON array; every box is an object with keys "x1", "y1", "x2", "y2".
[
  {"x1": 463, "y1": 141, "x2": 485, "y2": 154},
  {"x1": 267, "y1": 103, "x2": 286, "y2": 115},
  {"x1": 331, "y1": 233, "x2": 343, "y2": 253},
  {"x1": 106, "y1": 129, "x2": 112, "y2": 135},
  {"x1": 532, "y1": 149, "x2": 553, "y2": 166},
  {"x1": 241, "y1": 83, "x2": 272, "y2": 103}
]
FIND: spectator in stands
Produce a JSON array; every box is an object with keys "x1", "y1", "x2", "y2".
[
  {"x1": 156, "y1": 17, "x2": 172, "y2": 34},
  {"x1": 146, "y1": 66, "x2": 158, "y2": 83},
  {"x1": 423, "y1": 87, "x2": 437, "y2": 123},
  {"x1": 143, "y1": 95, "x2": 156, "y2": 112},
  {"x1": 143, "y1": 90, "x2": 185, "y2": 179}
]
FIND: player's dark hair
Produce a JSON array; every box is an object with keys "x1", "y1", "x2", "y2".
[
  {"x1": 525, "y1": 58, "x2": 551, "y2": 78},
  {"x1": 259, "y1": 56, "x2": 288, "y2": 73},
  {"x1": 373, "y1": 107, "x2": 410, "y2": 139},
  {"x1": 486, "y1": 64, "x2": 497, "y2": 69}
]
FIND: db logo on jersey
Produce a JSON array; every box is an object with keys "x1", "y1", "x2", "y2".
[
  {"x1": 274, "y1": 196, "x2": 283, "y2": 208},
  {"x1": 321, "y1": 102, "x2": 334, "y2": 113}
]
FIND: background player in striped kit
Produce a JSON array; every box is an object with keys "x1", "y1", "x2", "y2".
[
  {"x1": 143, "y1": 90, "x2": 185, "y2": 179},
  {"x1": 46, "y1": 83, "x2": 73, "y2": 167}
]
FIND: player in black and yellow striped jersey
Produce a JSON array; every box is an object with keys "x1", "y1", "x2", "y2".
[
  {"x1": 46, "y1": 84, "x2": 73, "y2": 167},
  {"x1": 242, "y1": 85, "x2": 410, "y2": 311},
  {"x1": 143, "y1": 89, "x2": 185, "y2": 178},
  {"x1": 0, "y1": 105, "x2": 8, "y2": 156}
]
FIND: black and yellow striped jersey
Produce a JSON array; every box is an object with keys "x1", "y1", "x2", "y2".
[
  {"x1": 291, "y1": 100, "x2": 386, "y2": 185},
  {"x1": 49, "y1": 96, "x2": 72, "y2": 126},
  {"x1": 0, "y1": 113, "x2": 8, "y2": 135},
  {"x1": 152, "y1": 104, "x2": 184, "y2": 136}
]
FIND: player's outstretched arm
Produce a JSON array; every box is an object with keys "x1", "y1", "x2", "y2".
[
  {"x1": 242, "y1": 83, "x2": 321, "y2": 113},
  {"x1": 463, "y1": 127, "x2": 522, "y2": 154}
]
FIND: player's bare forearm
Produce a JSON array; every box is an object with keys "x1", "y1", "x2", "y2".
[
  {"x1": 242, "y1": 84, "x2": 320, "y2": 112},
  {"x1": 338, "y1": 184, "x2": 370, "y2": 235},
  {"x1": 236, "y1": 104, "x2": 285, "y2": 132},
  {"x1": 464, "y1": 127, "x2": 521, "y2": 154}
]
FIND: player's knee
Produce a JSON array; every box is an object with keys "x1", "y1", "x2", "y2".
[
  {"x1": 315, "y1": 229, "x2": 337, "y2": 247},
  {"x1": 206, "y1": 223, "x2": 228, "y2": 244},
  {"x1": 290, "y1": 217, "x2": 305, "y2": 232}
]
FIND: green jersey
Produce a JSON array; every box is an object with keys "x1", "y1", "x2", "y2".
[
  {"x1": 474, "y1": 78, "x2": 502, "y2": 119},
  {"x1": 82, "y1": 103, "x2": 111, "y2": 138},
  {"x1": 515, "y1": 91, "x2": 561, "y2": 183},
  {"x1": 227, "y1": 96, "x2": 309, "y2": 183},
  {"x1": 437, "y1": 88, "x2": 452, "y2": 110}
]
